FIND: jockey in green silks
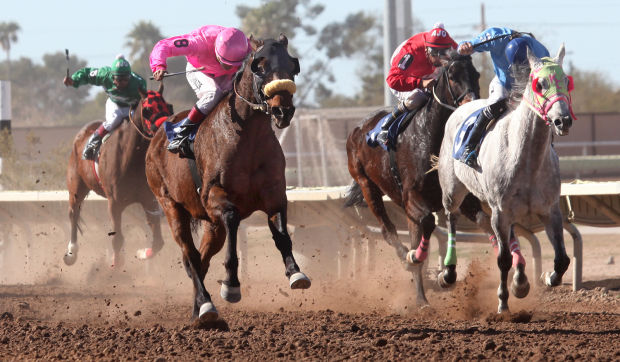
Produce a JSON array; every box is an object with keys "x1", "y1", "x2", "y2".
[{"x1": 64, "y1": 54, "x2": 147, "y2": 160}]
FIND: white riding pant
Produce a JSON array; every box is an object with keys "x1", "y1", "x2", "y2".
[
  {"x1": 102, "y1": 98, "x2": 130, "y2": 132},
  {"x1": 390, "y1": 88, "x2": 428, "y2": 111},
  {"x1": 488, "y1": 76, "x2": 509, "y2": 103},
  {"x1": 186, "y1": 63, "x2": 234, "y2": 114}
]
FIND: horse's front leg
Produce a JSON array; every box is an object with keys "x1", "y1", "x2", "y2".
[
  {"x1": 205, "y1": 187, "x2": 243, "y2": 303},
  {"x1": 267, "y1": 211, "x2": 311, "y2": 289},
  {"x1": 403, "y1": 214, "x2": 434, "y2": 307},
  {"x1": 539, "y1": 203, "x2": 570, "y2": 287},
  {"x1": 490, "y1": 210, "x2": 512, "y2": 313},
  {"x1": 438, "y1": 211, "x2": 458, "y2": 288}
]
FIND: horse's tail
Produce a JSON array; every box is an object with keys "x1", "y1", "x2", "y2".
[
  {"x1": 427, "y1": 154, "x2": 440, "y2": 174},
  {"x1": 343, "y1": 180, "x2": 367, "y2": 208}
]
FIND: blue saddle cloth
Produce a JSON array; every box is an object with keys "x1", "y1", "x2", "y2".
[
  {"x1": 164, "y1": 118, "x2": 198, "y2": 143},
  {"x1": 366, "y1": 111, "x2": 411, "y2": 151},
  {"x1": 453, "y1": 108, "x2": 485, "y2": 160}
]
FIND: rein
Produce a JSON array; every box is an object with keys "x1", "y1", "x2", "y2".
[
  {"x1": 128, "y1": 105, "x2": 154, "y2": 140},
  {"x1": 233, "y1": 79, "x2": 269, "y2": 113},
  {"x1": 432, "y1": 61, "x2": 467, "y2": 111}
]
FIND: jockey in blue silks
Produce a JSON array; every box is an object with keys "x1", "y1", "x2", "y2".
[{"x1": 457, "y1": 27, "x2": 550, "y2": 167}]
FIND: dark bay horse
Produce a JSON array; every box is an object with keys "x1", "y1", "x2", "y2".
[
  {"x1": 345, "y1": 52, "x2": 490, "y2": 306},
  {"x1": 145, "y1": 34, "x2": 309, "y2": 322},
  {"x1": 65, "y1": 83, "x2": 173, "y2": 268}
]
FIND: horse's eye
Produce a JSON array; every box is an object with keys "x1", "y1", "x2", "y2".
[{"x1": 535, "y1": 79, "x2": 544, "y2": 92}]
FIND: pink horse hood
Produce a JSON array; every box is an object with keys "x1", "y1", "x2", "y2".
[{"x1": 149, "y1": 25, "x2": 251, "y2": 78}]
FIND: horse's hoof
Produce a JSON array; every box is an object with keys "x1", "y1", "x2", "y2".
[
  {"x1": 497, "y1": 304, "x2": 510, "y2": 314},
  {"x1": 136, "y1": 248, "x2": 154, "y2": 260},
  {"x1": 511, "y1": 279, "x2": 530, "y2": 299},
  {"x1": 437, "y1": 266, "x2": 457, "y2": 288},
  {"x1": 199, "y1": 302, "x2": 218, "y2": 321},
  {"x1": 220, "y1": 284, "x2": 242, "y2": 303},
  {"x1": 289, "y1": 272, "x2": 311, "y2": 289},
  {"x1": 63, "y1": 252, "x2": 77, "y2": 266},
  {"x1": 406, "y1": 250, "x2": 423, "y2": 264},
  {"x1": 540, "y1": 271, "x2": 561, "y2": 287}
]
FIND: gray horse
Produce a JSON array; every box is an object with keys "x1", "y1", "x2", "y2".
[{"x1": 438, "y1": 44, "x2": 575, "y2": 313}]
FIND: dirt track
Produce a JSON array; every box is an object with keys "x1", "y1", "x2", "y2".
[{"x1": 0, "y1": 223, "x2": 618, "y2": 360}]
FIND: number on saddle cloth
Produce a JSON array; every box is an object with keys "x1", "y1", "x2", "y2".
[
  {"x1": 452, "y1": 107, "x2": 485, "y2": 159},
  {"x1": 365, "y1": 110, "x2": 414, "y2": 151}
]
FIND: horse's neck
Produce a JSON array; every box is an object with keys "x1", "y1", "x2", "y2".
[{"x1": 504, "y1": 102, "x2": 554, "y2": 170}]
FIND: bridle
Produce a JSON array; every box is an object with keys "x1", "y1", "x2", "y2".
[{"x1": 432, "y1": 60, "x2": 475, "y2": 111}]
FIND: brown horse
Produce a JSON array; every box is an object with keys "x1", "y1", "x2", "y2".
[
  {"x1": 145, "y1": 34, "x2": 309, "y2": 322},
  {"x1": 64, "y1": 83, "x2": 173, "y2": 268},
  {"x1": 345, "y1": 52, "x2": 491, "y2": 306}
]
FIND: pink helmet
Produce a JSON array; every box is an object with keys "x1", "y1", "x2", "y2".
[{"x1": 215, "y1": 27, "x2": 249, "y2": 66}]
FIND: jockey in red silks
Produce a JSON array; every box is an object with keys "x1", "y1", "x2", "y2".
[
  {"x1": 150, "y1": 25, "x2": 251, "y2": 157},
  {"x1": 377, "y1": 22, "x2": 457, "y2": 144}
]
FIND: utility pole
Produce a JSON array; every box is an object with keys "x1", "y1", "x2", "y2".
[
  {"x1": 383, "y1": 0, "x2": 412, "y2": 107},
  {"x1": 480, "y1": 3, "x2": 486, "y2": 31}
]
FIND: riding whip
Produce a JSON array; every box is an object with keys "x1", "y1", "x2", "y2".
[
  {"x1": 149, "y1": 66, "x2": 205, "y2": 80},
  {"x1": 65, "y1": 49, "x2": 70, "y2": 86}
]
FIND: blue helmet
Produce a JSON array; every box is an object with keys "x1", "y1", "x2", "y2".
[{"x1": 505, "y1": 37, "x2": 530, "y2": 65}]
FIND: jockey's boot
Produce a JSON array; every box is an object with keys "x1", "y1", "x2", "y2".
[
  {"x1": 459, "y1": 99, "x2": 507, "y2": 167},
  {"x1": 376, "y1": 101, "x2": 410, "y2": 145},
  {"x1": 82, "y1": 125, "x2": 108, "y2": 161},
  {"x1": 167, "y1": 106, "x2": 205, "y2": 158}
]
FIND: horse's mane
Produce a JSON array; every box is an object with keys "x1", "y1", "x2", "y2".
[{"x1": 507, "y1": 63, "x2": 532, "y2": 110}]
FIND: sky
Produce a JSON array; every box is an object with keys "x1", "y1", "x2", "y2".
[{"x1": 2, "y1": 0, "x2": 619, "y2": 97}]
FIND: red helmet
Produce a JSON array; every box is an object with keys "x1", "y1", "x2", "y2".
[
  {"x1": 423, "y1": 23, "x2": 454, "y2": 48},
  {"x1": 215, "y1": 27, "x2": 249, "y2": 66}
]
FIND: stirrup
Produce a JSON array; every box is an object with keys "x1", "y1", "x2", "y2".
[{"x1": 376, "y1": 130, "x2": 389, "y2": 144}]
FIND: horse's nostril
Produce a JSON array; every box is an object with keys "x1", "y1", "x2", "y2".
[
  {"x1": 271, "y1": 106, "x2": 285, "y2": 118},
  {"x1": 554, "y1": 119, "x2": 562, "y2": 127}
]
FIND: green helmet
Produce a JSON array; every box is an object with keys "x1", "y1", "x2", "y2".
[{"x1": 111, "y1": 55, "x2": 131, "y2": 76}]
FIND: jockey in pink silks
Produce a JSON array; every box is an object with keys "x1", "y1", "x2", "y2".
[{"x1": 150, "y1": 25, "x2": 251, "y2": 156}]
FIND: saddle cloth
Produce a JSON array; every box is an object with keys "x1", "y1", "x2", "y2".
[
  {"x1": 366, "y1": 111, "x2": 412, "y2": 151},
  {"x1": 452, "y1": 108, "x2": 485, "y2": 160}
]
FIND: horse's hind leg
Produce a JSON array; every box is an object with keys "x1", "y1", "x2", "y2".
[
  {"x1": 510, "y1": 226, "x2": 530, "y2": 298},
  {"x1": 490, "y1": 210, "x2": 513, "y2": 313},
  {"x1": 356, "y1": 176, "x2": 408, "y2": 261},
  {"x1": 268, "y1": 211, "x2": 311, "y2": 289},
  {"x1": 136, "y1": 197, "x2": 164, "y2": 260},
  {"x1": 64, "y1": 175, "x2": 89, "y2": 266},
  {"x1": 160, "y1": 198, "x2": 217, "y2": 321},
  {"x1": 539, "y1": 203, "x2": 570, "y2": 287},
  {"x1": 107, "y1": 201, "x2": 126, "y2": 268}
]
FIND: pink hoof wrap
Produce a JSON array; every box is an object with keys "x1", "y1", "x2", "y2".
[
  {"x1": 510, "y1": 238, "x2": 525, "y2": 268},
  {"x1": 414, "y1": 237, "x2": 430, "y2": 262}
]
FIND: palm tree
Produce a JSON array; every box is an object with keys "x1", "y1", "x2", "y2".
[
  {"x1": 125, "y1": 20, "x2": 164, "y2": 75},
  {"x1": 0, "y1": 21, "x2": 21, "y2": 80}
]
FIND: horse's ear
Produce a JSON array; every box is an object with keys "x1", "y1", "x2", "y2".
[
  {"x1": 249, "y1": 34, "x2": 262, "y2": 51},
  {"x1": 138, "y1": 87, "x2": 147, "y2": 99},
  {"x1": 157, "y1": 81, "x2": 164, "y2": 95},
  {"x1": 526, "y1": 46, "x2": 541, "y2": 69},
  {"x1": 554, "y1": 43, "x2": 566, "y2": 66},
  {"x1": 279, "y1": 33, "x2": 288, "y2": 48}
]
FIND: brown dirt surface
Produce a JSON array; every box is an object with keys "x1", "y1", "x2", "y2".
[{"x1": 0, "y1": 219, "x2": 618, "y2": 360}]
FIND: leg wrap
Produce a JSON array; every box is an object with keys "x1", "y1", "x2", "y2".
[
  {"x1": 510, "y1": 237, "x2": 525, "y2": 267},
  {"x1": 444, "y1": 233, "x2": 457, "y2": 266},
  {"x1": 414, "y1": 236, "x2": 430, "y2": 262}
]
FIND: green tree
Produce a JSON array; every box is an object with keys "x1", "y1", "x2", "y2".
[
  {"x1": 567, "y1": 62, "x2": 620, "y2": 113},
  {"x1": 0, "y1": 21, "x2": 20, "y2": 79},
  {"x1": 124, "y1": 21, "x2": 196, "y2": 112},
  {"x1": 236, "y1": 1, "x2": 379, "y2": 107}
]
